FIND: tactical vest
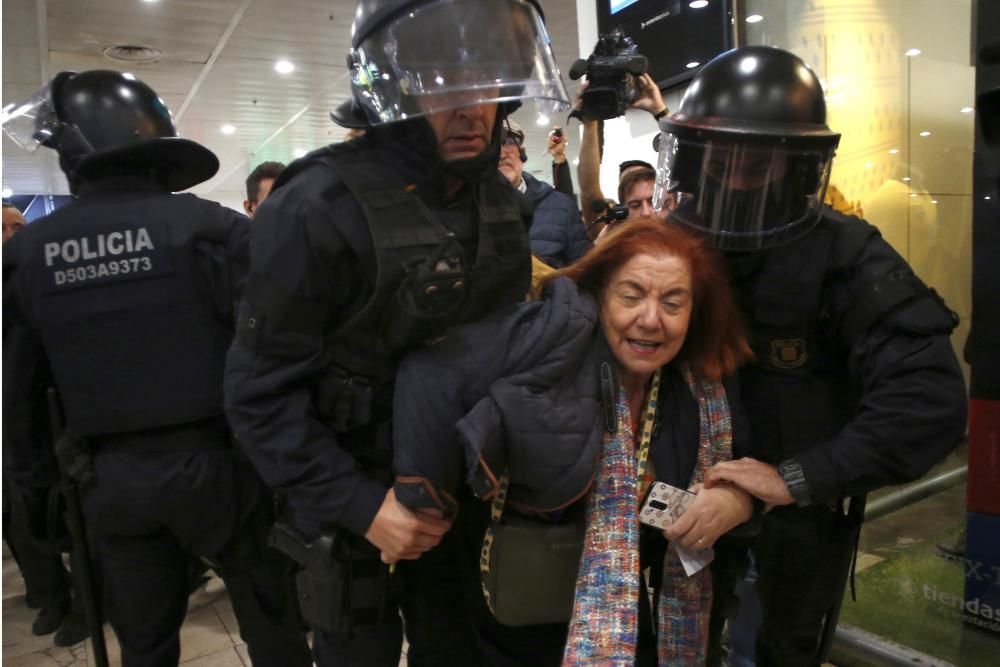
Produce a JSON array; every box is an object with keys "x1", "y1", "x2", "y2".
[
  {"x1": 16, "y1": 192, "x2": 238, "y2": 436},
  {"x1": 309, "y1": 143, "x2": 532, "y2": 434},
  {"x1": 734, "y1": 213, "x2": 955, "y2": 465}
]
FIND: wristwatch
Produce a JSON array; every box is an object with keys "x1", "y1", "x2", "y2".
[{"x1": 777, "y1": 459, "x2": 813, "y2": 507}]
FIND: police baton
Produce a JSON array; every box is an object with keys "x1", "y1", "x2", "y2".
[
  {"x1": 46, "y1": 388, "x2": 109, "y2": 667},
  {"x1": 816, "y1": 493, "x2": 867, "y2": 662}
]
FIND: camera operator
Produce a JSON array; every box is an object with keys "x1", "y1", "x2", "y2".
[{"x1": 577, "y1": 72, "x2": 668, "y2": 232}]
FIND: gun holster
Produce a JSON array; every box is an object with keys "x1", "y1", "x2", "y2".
[{"x1": 269, "y1": 522, "x2": 397, "y2": 635}]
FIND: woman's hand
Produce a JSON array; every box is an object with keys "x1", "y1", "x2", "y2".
[{"x1": 662, "y1": 482, "x2": 753, "y2": 550}]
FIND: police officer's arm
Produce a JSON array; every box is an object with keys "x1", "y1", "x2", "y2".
[
  {"x1": 793, "y1": 231, "x2": 967, "y2": 504},
  {"x1": 224, "y1": 185, "x2": 390, "y2": 539},
  {"x1": 2, "y1": 240, "x2": 59, "y2": 486},
  {"x1": 708, "y1": 231, "x2": 967, "y2": 506},
  {"x1": 196, "y1": 204, "x2": 252, "y2": 327},
  {"x1": 223, "y1": 210, "x2": 252, "y2": 309}
]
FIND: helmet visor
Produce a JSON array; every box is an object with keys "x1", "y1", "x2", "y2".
[
  {"x1": 654, "y1": 132, "x2": 835, "y2": 251},
  {"x1": 349, "y1": 0, "x2": 570, "y2": 124},
  {"x1": 1, "y1": 84, "x2": 60, "y2": 153}
]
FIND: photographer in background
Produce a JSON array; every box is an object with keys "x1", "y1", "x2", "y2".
[
  {"x1": 577, "y1": 73, "x2": 668, "y2": 232},
  {"x1": 547, "y1": 127, "x2": 576, "y2": 199},
  {"x1": 499, "y1": 121, "x2": 590, "y2": 268}
]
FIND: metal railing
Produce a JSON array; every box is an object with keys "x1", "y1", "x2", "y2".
[{"x1": 864, "y1": 466, "x2": 967, "y2": 523}]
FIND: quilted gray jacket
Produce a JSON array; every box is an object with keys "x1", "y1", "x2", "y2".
[{"x1": 392, "y1": 277, "x2": 606, "y2": 516}]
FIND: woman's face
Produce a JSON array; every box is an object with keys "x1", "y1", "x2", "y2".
[{"x1": 600, "y1": 252, "x2": 693, "y2": 381}]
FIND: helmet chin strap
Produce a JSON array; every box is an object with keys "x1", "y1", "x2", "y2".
[{"x1": 46, "y1": 123, "x2": 95, "y2": 195}]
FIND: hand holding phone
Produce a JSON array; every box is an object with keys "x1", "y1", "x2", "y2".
[{"x1": 639, "y1": 482, "x2": 696, "y2": 530}]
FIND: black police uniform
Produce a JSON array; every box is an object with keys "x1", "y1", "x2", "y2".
[
  {"x1": 3, "y1": 176, "x2": 312, "y2": 667},
  {"x1": 729, "y1": 208, "x2": 967, "y2": 666},
  {"x1": 224, "y1": 128, "x2": 532, "y2": 666}
]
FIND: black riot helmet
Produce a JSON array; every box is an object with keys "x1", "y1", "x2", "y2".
[
  {"x1": 2, "y1": 70, "x2": 218, "y2": 192},
  {"x1": 330, "y1": 0, "x2": 569, "y2": 129},
  {"x1": 653, "y1": 46, "x2": 841, "y2": 251}
]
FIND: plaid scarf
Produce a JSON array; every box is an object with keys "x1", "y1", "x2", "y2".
[{"x1": 562, "y1": 365, "x2": 733, "y2": 666}]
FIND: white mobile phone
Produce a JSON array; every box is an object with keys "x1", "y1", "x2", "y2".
[{"x1": 639, "y1": 482, "x2": 697, "y2": 530}]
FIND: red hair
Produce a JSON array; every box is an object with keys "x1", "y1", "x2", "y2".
[{"x1": 545, "y1": 217, "x2": 753, "y2": 381}]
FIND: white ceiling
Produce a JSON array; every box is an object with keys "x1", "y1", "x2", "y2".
[{"x1": 1, "y1": 0, "x2": 584, "y2": 209}]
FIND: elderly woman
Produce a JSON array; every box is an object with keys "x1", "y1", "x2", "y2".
[
  {"x1": 554, "y1": 218, "x2": 756, "y2": 667},
  {"x1": 391, "y1": 218, "x2": 756, "y2": 666}
]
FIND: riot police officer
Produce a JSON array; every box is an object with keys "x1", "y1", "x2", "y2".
[
  {"x1": 652, "y1": 46, "x2": 967, "y2": 665},
  {"x1": 222, "y1": 1, "x2": 569, "y2": 665},
  {"x1": 2, "y1": 70, "x2": 311, "y2": 667}
]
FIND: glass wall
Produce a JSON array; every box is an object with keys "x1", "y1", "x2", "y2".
[{"x1": 744, "y1": 2, "x2": 996, "y2": 664}]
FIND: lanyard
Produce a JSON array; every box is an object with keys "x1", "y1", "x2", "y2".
[{"x1": 634, "y1": 367, "x2": 662, "y2": 501}]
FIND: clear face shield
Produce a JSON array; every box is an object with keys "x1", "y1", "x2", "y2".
[
  {"x1": 653, "y1": 132, "x2": 836, "y2": 251},
  {"x1": 348, "y1": 0, "x2": 570, "y2": 124},
  {"x1": 1, "y1": 83, "x2": 62, "y2": 152}
]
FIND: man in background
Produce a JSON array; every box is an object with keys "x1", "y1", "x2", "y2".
[
  {"x1": 243, "y1": 161, "x2": 285, "y2": 218},
  {"x1": 3, "y1": 202, "x2": 27, "y2": 241},
  {"x1": 499, "y1": 120, "x2": 589, "y2": 267}
]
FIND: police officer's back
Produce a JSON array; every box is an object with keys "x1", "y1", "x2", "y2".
[
  {"x1": 2, "y1": 70, "x2": 311, "y2": 667},
  {"x1": 654, "y1": 47, "x2": 968, "y2": 665}
]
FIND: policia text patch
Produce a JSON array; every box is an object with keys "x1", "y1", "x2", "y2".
[{"x1": 41, "y1": 222, "x2": 174, "y2": 292}]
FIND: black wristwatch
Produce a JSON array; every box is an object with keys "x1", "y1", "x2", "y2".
[{"x1": 777, "y1": 459, "x2": 813, "y2": 507}]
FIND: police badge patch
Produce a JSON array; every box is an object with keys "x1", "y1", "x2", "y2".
[{"x1": 771, "y1": 338, "x2": 809, "y2": 369}]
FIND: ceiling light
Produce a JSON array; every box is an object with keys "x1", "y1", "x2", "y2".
[
  {"x1": 905, "y1": 48, "x2": 921, "y2": 57},
  {"x1": 986, "y1": 196, "x2": 992, "y2": 200},
  {"x1": 902, "y1": 177, "x2": 911, "y2": 182},
  {"x1": 275, "y1": 60, "x2": 295, "y2": 74},
  {"x1": 686, "y1": 62, "x2": 700, "y2": 69},
  {"x1": 919, "y1": 130, "x2": 931, "y2": 137},
  {"x1": 142, "y1": 0, "x2": 159, "y2": 3},
  {"x1": 931, "y1": 199, "x2": 938, "y2": 204},
  {"x1": 864, "y1": 162, "x2": 874, "y2": 169},
  {"x1": 746, "y1": 14, "x2": 764, "y2": 23},
  {"x1": 888, "y1": 149, "x2": 898, "y2": 154},
  {"x1": 689, "y1": 1, "x2": 709, "y2": 8},
  {"x1": 2, "y1": 187, "x2": 13, "y2": 198},
  {"x1": 909, "y1": 193, "x2": 917, "y2": 198},
  {"x1": 536, "y1": 114, "x2": 550, "y2": 126},
  {"x1": 221, "y1": 124, "x2": 236, "y2": 135},
  {"x1": 960, "y1": 106, "x2": 974, "y2": 113}
]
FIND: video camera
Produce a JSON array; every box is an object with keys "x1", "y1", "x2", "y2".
[{"x1": 569, "y1": 27, "x2": 648, "y2": 121}]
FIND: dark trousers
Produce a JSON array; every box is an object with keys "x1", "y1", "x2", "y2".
[
  {"x1": 83, "y1": 446, "x2": 311, "y2": 667},
  {"x1": 3, "y1": 478, "x2": 74, "y2": 613},
  {"x1": 311, "y1": 499, "x2": 567, "y2": 667},
  {"x1": 753, "y1": 504, "x2": 852, "y2": 667},
  {"x1": 312, "y1": 616, "x2": 404, "y2": 667}
]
